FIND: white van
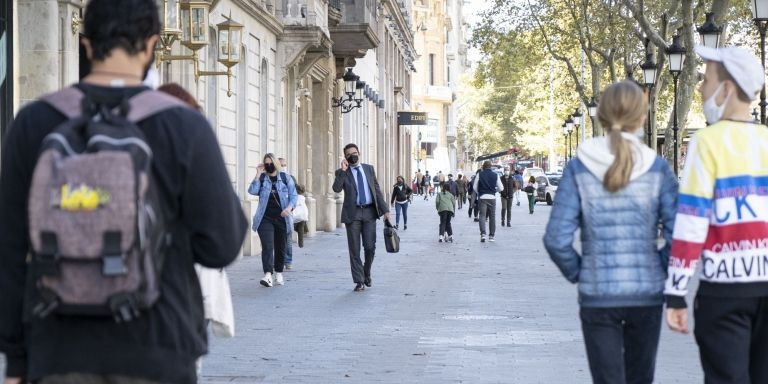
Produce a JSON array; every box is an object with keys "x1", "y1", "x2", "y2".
[{"x1": 522, "y1": 167, "x2": 545, "y2": 183}]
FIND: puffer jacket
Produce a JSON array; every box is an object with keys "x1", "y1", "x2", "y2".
[{"x1": 543, "y1": 134, "x2": 678, "y2": 308}]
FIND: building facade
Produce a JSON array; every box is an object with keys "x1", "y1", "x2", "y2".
[
  {"x1": 5, "y1": 0, "x2": 414, "y2": 257},
  {"x1": 409, "y1": 0, "x2": 466, "y2": 176}
]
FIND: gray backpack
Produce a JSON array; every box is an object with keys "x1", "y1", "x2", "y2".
[{"x1": 28, "y1": 86, "x2": 186, "y2": 322}]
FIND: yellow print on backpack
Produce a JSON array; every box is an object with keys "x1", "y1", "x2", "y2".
[{"x1": 58, "y1": 183, "x2": 111, "y2": 211}]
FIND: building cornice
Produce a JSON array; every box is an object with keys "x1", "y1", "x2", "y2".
[{"x1": 223, "y1": 0, "x2": 285, "y2": 36}]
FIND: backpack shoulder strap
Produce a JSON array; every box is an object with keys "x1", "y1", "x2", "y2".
[
  {"x1": 280, "y1": 172, "x2": 289, "y2": 187},
  {"x1": 40, "y1": 87, "x2": 85, "y2": 119},
  {"x1": 126, "y1": 90, "x2": 188, "y2": 122}
]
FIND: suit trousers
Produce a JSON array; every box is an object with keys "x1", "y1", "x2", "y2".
[{"x1": 345, "y1": 205, "x2": 378, "y2": 283}]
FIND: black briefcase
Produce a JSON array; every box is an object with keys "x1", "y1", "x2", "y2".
[{"x1": 383, "y1": 220, "x2": 400, "y2": 253}]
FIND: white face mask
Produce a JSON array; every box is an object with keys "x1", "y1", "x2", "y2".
[{"x1": 703, "y1": 82, "x2": 730, "y2": 124}]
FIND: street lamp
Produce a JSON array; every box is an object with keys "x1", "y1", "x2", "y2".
[
  {"x1": 156, "y1": 0, "x2": 181, "y2": 52},
  {"x1": 754, "y1": 108, "x2": 760, "y2": 123},
  {"x1": 572, "y1": 109, "x2": 582, "y2": 148},
  {"x1": 587, "y1": 97, "x2": 598, "y2": 135},
  {"x1": 562, "y1": 123, "x2": 569, "y2": 161},
  {"x1": 697, "y1": 12, "x2": 723, "y2": 49},
  {"x1": 640, "y1": 45, "x2": 658, "y2": 146},
  {"x1": 332, "y1": 68, "x2": 365, "y2": 114},
  {"x1": 666, "y1": 34, "x2": 686, "y2": 176},
  {"x1": 752, "y1": 0, "x2": 768, "y2": 124}
]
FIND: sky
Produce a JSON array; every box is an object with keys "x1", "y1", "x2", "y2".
[{"x1": 462, "y1": 0, "x2": 491, "y2": 67}]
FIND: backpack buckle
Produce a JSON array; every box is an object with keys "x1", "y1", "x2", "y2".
[
  {"x1": 102, "y1": 254, "x2": 127, "y2": 276},
  {"x1": 109, "y1": 293, "x2": 140, "y2": 322},
  {"x1": 102, "y1": 232, "x2": 126, "y2": 276},
  {"x1": 32, "y1": 289, "x2": 60, "y2": 318}
]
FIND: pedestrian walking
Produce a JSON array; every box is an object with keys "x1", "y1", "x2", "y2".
[
  {"x1": 467, "y1": 169, "x2": 480, "y2": 221},
  {"x1": 664, "y1": 46, "x2": 768, "y2": 384},
  {"x1": 248, "y1": 154, "x2": 298, "y2": 288},
  {"x1": 433, "y1": 173, "x2": 441, "y2": 194},
  {"x1": 524, "y1": 176, "x2": 537, "y2": 214},
  {"x1": 513, "y1": 169, "x2": 524, "y2": 206},
  {"x1": 456, "y1": 174, "x2": 468, "y2": 210},
  {"x1": 446, "y1": 174, "x2": 459, "y2": 197},
  {"x1": 436, "y1": 182, "x2": 456, "y2": 243},
  {"x1": 0, "y1": 1, "x2": 248, "y2": 382},
  {"x1": 332, "y1": 143, "x2": 390, "y2": 292},
  {"x1": 543, "y1": 80, "x2": 678, "y2": 384},
  {"x1": 415, "y1": 169, "x2": 424, "y2": 195},
  {"x1": 293, "y1": 184, "x2": 309, "y2": 248},
  {"x1": 500, "y1": 167, "x2": 516, "y2": 226},
  {"x1": 473, "y1": 161, "x2": 504, "y2": 242},
  {"x1": 390, "y1": 176, "x2": 412, "y2": 230},
  {"x1": 159, "y1": 82, "x2": 237, "y2": 375},
  {"x1": 279, "y1": 158, "x2": 298, "y2": 270},
  {"x1": 422, "y1": 171, "x2": 431, "y2": 200}
]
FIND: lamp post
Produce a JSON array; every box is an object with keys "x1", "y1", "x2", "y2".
[
  {"x1": 562, "y1": 124, "x2": 568, "y2": 162},
  {"x1": 697, "y1": 12, "x2": 723, "y2": 49},
  {"x1": 565, "y1": 121, "x2": 573, "y2": 161},
  {"x1": 587, "y1": 97, "x2": 598, "y2": 135},
  {"x1": 640, "y1": 43, "x2": 658, "y2": 146},
  {"x1": 666, "y1": 34, "x2": 686, "y2": 176},
  {"x1": 752, "y1": 0, "x2": 768, "y2": 124},
  {"x1": 572, "y1": 108, "x2": 583, "y2": 147},
  {"x1": 754, "y1": 108, "x2": 760, "y2": 123}
]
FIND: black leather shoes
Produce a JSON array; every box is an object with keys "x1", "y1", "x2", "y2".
[
  {"x1": 364, "y1": 277, "x2": 372, "y2": 287},
  {"x1": 354, "y1": 283, "x2": 365, "y2": 292}
]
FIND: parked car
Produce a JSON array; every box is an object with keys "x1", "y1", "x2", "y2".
[
  {"x1": 544, "y1": 175, "x2": 560, "y2": 205},
  {"x1": 522, "y1": 167, "x2": 545, "y2": 184}
]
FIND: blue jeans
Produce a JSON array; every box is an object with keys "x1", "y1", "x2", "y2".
[{"x1": 394, "y1": 202, "x2": 409, "y2": 226}]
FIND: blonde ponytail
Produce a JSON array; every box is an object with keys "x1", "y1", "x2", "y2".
[
  {"x1": 597, "y1": 81, "x2": 647, "y2": 193},
  {"x1": 604, "y1": 129, "x2": 633, "y2": 192}
]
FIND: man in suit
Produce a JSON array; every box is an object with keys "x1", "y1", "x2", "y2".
[{"x1": 332, "y1": 143, "x2": 391, "y2": 292}]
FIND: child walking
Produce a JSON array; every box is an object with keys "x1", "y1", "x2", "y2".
[
  {"x1": 524, "y1": 176, "x2": 537, "y2": 214},
  {"x1": 435, "y1": 182, "x2": 456, "y2": 243}
]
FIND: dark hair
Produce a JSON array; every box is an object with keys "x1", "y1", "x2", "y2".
[
  {"x1": 440, "y1": 181, "x2": 448, "y2": 192},
  {"x1": 83, "y1": 0, "x2": 161, "y2": 61},
  {"x1": 529, "y1": 176, "x2": 536, "y2": 183},
  {"x1": 295, "y1": 184, "x2": 306, "y2": 195},
  {"x1": 343, "y1": 143, "x2": 360, "y2": 154},
  {"x1": 482, "y1": 161, "x2": 492, "y2": 169},
  {"x1": 158, "y1": 83, "x2": 200, "y2": 110},
  {"x1": 714, "y1": 62, "x2": 752, "y2": 103}
]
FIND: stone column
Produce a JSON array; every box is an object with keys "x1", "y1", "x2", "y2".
[{"x1": 18, "y1": 0, "x2": 81, "y2": 105}]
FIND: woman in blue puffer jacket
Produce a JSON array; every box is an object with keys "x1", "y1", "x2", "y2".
[{"x1": 543, "y1": 81, "x2": 678, "y2": 384}]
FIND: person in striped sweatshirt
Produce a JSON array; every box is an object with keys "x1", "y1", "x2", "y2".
[{"x1": 665, "y1": 46, "x2": 768, "y2": 383}]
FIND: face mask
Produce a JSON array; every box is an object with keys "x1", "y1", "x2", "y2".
[
  {"x1": 397, "y1": 180, "x2": 404, "y2": 185},
  {"x1": 703, "y1": 83, "x2": 730, "y2": 124},
  {"x1": 346, "y1": 155, "x2": 359, "y2": 165},
  {"x1": 504, "y1": 172, "x2": 510, "y2": 176},
  {"x1": 264, "y1": 163, "x2": 276, "y2": 173}
]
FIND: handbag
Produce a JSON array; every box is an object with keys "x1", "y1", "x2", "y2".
[
  {"x1": 292, "y1": 195, "x2": 309, "y2": 223},
  {"x1": 383, "y1": 219, "x2": 400, "y2": 253}
]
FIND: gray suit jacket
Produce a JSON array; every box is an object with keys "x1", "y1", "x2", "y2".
[{"x1": 332, "y1": 163, "x2": 389, "y2": 224}]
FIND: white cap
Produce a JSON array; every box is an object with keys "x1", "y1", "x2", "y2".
[{"x1": 695, "y1": 45, "x2": 765, "y2": 101}]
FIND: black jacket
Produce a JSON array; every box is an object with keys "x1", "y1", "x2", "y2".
[
  {"x1": 500, "y1": 175, "x2": 517, "y2": 198},
  {"x1": 0, "y1": 84, "x2": 248, "y2": 383},
  {"x1": 390, "y1": 183, "x2": 412, "y2": 204},
  {"x1": 332, "y1": 163, "x2": 389, "y2": 223}
]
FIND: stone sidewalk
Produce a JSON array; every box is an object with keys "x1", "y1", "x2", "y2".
[
  {"x1": 1, "y1": 195, "x2": 703, "y2": 383},
  {"x1": 199, "y1": 196, "x2": 702, "y2": 383}
]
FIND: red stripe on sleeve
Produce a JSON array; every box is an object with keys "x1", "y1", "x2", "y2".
[{"x1": 670, "y1": 239, "x2": 704, "y2": 267}]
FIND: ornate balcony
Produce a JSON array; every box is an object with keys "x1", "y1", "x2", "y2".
[
  {"x1": 330, "y1": 0, "x2": 380, "y2": 59},
  {"x1": 281, "y1": 0, "x2": 330, "y2": 37},
  {"x1": 425, "y1": 85, "x2": 453, "y2": 104}
]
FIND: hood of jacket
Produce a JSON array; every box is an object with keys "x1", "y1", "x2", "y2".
[{"x1": 576, "y1": 132, "x2": 657, "y2": 182}]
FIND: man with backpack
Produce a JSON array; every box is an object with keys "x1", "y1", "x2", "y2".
[
  {"x1": 422, "y1": 171, "x2": 431, "y2": 201},
  {"x1": 473, "y1": 161, "x2": 504, "y2": 242},
  {"x1": 0, "y1": 1, "x2": 248, "y2": 383}
]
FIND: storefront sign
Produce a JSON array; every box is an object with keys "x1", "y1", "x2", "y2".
[{"x1": 397, "y1": 111, "x2": 428, "y2": 125}]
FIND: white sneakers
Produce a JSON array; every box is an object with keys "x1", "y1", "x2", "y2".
[
  {"x1": 260, "y1": 272, "x2": 285, "y2": 287},
  {"x1": 260, "y1": 272, "x2": 273, "y2": 287},
  {"x1": 439, "y1": 235, "x2": 444, "y2": 243}
]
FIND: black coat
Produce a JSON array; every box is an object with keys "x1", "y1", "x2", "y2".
[{"x1": 332, "y1": 164, "x2": 389, "y2": 223}]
